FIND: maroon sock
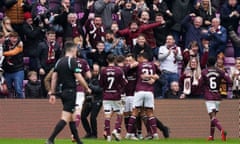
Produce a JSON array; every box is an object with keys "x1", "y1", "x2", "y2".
[
  {"x1": 115, "y1": 115, "x2": 122, "y2": 133},
  {"x1": 143, "y1": 116, "x2": 151, "y2": 135},
  {"x1": 210, "y1": 120, "x2": 215, "y2": 137},
  {"x1": 212, "y1": 118, "x2": 222, "y2": 131},
  {"x1": 75, "y1": 114, "x2": 81, "y2": 127},
  {"x1": 127, "y1": 116, "x2": 136, "y2": 133},
  {"x1": 124, "y1": 116, "x2": 130, "y2": 131},
  {"x1": 104, "y1": 118, "x2": 111, "y2": 136},
  {"x1": 148, "y1": 117, "x2": 157, "y2": 134}
]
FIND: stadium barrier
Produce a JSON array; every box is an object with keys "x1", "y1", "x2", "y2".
[{"x1": 0, "y1": 99, "x2": 238, "y2": 139}]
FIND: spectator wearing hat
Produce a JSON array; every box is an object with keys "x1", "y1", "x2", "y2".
[
  {"x1": 2, "y1": 32, "x2": 24, "y2": 98},
  {"x1": 22, "y1": 12, "x2": 45, "y2": 71}
]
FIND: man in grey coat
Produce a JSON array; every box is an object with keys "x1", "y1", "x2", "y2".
[{"x1": 94, "y1": 0, "x2": 122, "y2": 30}]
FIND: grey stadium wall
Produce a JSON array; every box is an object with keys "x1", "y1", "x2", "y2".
[{"x1": 0, "y1": 99, "x2": 239, "y2": 139}]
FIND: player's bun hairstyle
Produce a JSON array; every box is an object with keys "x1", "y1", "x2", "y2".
[
  {"x1": 207, "y1": 56, "x2": 216, "y2": 67},
  {"x1": 107, "y1": 53, "x2": 116, "y2": 63}
]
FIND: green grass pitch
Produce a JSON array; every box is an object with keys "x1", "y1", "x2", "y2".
[{"x1": 0, "y1": 138, "x2": 239, "y2": 144}]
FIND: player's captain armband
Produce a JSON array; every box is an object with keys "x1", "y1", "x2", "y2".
[{"x1": 74, "y1": 68, "x2": 81, "y2": 73}]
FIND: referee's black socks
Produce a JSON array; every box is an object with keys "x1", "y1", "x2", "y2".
[
  {"x1": 49, "y1": 120, "x2": 67, "y2": 142},
  {"x1": 69, "y1": 121, "x2": 82, "y2": 144}
]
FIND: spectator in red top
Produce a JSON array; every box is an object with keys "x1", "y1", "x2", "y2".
[{"x1": 117, "y1": 20, "x2": 161, "y2": 51}]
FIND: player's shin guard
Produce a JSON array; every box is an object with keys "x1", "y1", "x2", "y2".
[
  {"x1": 212, "y1": 118, "x2": 222, "y2": 131},
  {"x1": 69, "y1": 121, "x2": 82, "y2": 143},
  {"x1": 115, "y1": 115, "x2": 122, "y2": 133},
  {"x1": 148, "y1": 117, "x2": 157, "y2": 135},
  {"x1": 49, "y1": 120, "x2": 67, "y2": 142},
  {"x1": 104, "y1": 118, "x2": 111, "y2": 136},
  {"x1": 127, "y1": 116, "x2": 136, "y2": 133}
]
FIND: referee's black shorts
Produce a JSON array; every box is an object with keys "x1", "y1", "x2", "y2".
[{"x1": 60, "y1": 89, "x2": 76, "y2": 113}]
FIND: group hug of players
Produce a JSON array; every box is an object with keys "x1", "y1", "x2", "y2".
[
  {"x1": 74, "y1": 51, "x2": 169, "y2": 142},
  {"x1": 74, "y1": 50, "x2": 230, "y2": 142}
]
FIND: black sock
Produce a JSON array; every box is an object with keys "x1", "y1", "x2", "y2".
[
  {"x1": 69, "y1": 121, "x2": 82, "y2": 143},
  {"x1": 49, "y1": 120, "x2": 67, "y2": 142},
  {"x1": 156, "y1": 118, "x2": 165, "y2": 131}
]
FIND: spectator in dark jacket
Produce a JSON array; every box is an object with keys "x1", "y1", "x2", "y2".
[
  {"x1": 87, "y1": 41, "x2": 109, "y2": 68},
  {"x1": 207, "y1": 18, "x2": 227, "y2": 57},
  {"x1": 193, "y1": 0, "x2": 216, "y2": 29},
  {"x1": 37, "y1": 30, "x2": 61, "y2": 97},
  {"x1": 118, "y1": 0, "x2": 135, "y2": 30},
  {"x1": 94, "y1": 0, "x2": 121, "y2": 29},
  {"x1": 166, "y1": 0, "x2": 197, "y2": 45},
  {"x1": 25, "y1": 71, "x2": 42, "y2": 98},
  {"x1": 220, "y1": 0, "x2": 240, "y2": 57},
  {"x1": 220, "y1": 0, "x2": 240, "y2": 33},
  {"x1": 2, "y1": 32, "x2": 24, "y2": 98},
  {"x1": 132, "y1": 34, "x2": 153, "y2": 61},
  {"x1": 153, "y1": 13, "x2": 174, "y2": 47},
  {"x1": 181, "y1": 13, "x2": 203, "y2": 49},
  {"x1": 85, "y1": 16, "x2": 106, "y2": 49},
  {"x1": 22, "y1": 12, "x2": 45, "y2": 71},
  {"x1": 58, "y1": 1, "x2": 93, "y2": 42},
  {"x1": 81, "y1": 63, "x2": 103, "y2": 138}
]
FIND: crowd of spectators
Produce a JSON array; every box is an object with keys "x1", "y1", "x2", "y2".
[{"x1": 0, "y1": 0, "x2": 239, "y2": 99}]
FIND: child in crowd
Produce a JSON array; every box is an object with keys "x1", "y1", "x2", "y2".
[
  {"x1": 25, "y1": 71, "x2": 42, "y2": 98},
  {"x1": 165, "y1": 81, "x2": 183, "y2": 99}
]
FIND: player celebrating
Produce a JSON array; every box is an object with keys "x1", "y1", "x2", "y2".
[
  {"x1": 99, "y1": 54, "x2": 127, "y2": 142},
  {"x1": 71, "y1": 50, "x2": 92, "y2": 142},
  {"x1": 126, "y1": 52, "x2": 160, "y2": 140},
  {"x1": 199, "y1": 57, "x2": 232, "y2": 141}
]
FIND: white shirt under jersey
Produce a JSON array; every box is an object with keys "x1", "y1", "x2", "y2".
[{"x1": 158, "y1": 45, "x2": 183, "y2": 73}]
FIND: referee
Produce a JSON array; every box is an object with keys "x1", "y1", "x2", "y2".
[{"x1": 46, "y1": 41, "x2": 91, "y2": 144}]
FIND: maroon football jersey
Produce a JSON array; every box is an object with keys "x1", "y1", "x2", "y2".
[
  {"x1": 135, "y1": 62, "x2": 159, "y2": 92},
  {"x1": 124, "y1": 65, "x2": 137, "y2": 96},
  {"x1": 76, "y1": 58, "x2": 91, "y2": 92},
  {"x1": 99, "y1": 66, "x2": 127, "y2": 100},
  {"x1": 200, "y1": 67, "x2": 232, "y2": 100}
]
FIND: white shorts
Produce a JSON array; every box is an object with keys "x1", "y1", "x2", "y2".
[
  {"x1": 205, "y1": 101, "x2": 220, "y2": 113},
  {"x1": 103, "y1": 100, "x2": 123, "y2": 115},
  {"x1": 123, "y1": 96, "x2": 134, "y2": 112},
  {"x1": 75, "y1": 92, "x2": 85, "y2": 110},
  {"x1": 133, "y1": 91, "x2": 154, "y2": 108}
]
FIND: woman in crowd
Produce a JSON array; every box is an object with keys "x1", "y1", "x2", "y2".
[{"x1": 179, "y1": 56, "x2": 202, "y2": 99}]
